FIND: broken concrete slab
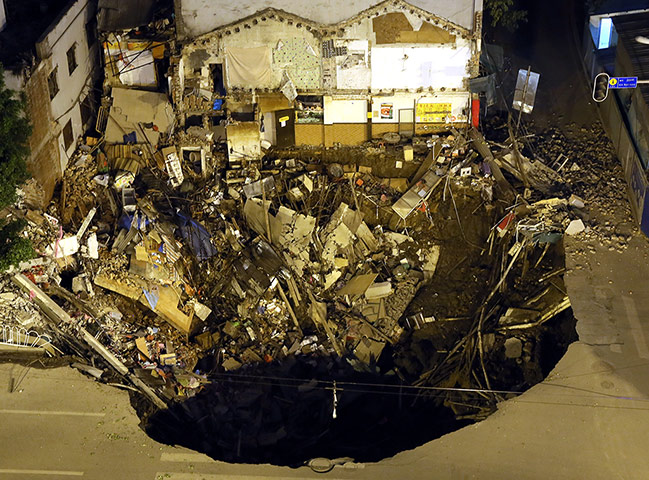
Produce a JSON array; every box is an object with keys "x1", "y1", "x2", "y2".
[
  {"x1": 565, "y1": 219, "x2": 585, "y2": 235},
  {"x1": 94, "y1": 273, "x2": 193, "y2": 334},
  {"x1": 105, "y1": 87, "x2": 172, "y2": 146},
  {"x1": 47, "y1": 235, "x2": 80, "y2": 258},
  {"x1": 568, "y1": 194, "x2": 586, "y2": 209},
  {"x1": 365, "y1": 282, "x2": 393, "y2": 300},
  {"x1": 504, "y1": 337, "x2": 523, "y2": 358}
]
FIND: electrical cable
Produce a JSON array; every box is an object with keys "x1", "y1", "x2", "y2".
[{"x1": 201, "y1": 370, "x2": 649, "y2": 403}]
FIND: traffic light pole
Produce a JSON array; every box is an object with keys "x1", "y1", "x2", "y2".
[{"x1": 592, "y1": 72, "x2": 610, "y2": 102}]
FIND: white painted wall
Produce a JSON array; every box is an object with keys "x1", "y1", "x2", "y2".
[
  {"x1": 371, "y1": 91, "x2": 469, "y2": 123},
  {"x1": 225, "y1": 25, "x2": 320, "y2": 90},
  {"x1": 336, "y1": 40, "x2": 370, "y2": 90},
  {"x1": 178, "y1": 0, "x2": 482, "y2": 38},
  {"x1": 324, "y1": 97, "x2": 367, "y2": 124},
  {"x1": 370, "y1": 43, "x2": 470, "y2": 90},
  {"x1": 37, "y1": 0, "x2": 96, "y2": 169},
  {"x1": 371, "y1": 93, "x2": 417, "y2": 123}
]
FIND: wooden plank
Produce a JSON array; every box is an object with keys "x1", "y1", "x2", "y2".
[
  {"x1": 94, "y1": 273, "x2": 141, "y2": 300},
  {"x1": 409, "y1": 142, "x2": 442, "y2": 187},
  {"x1": 94, "y1": 273, "x2": 192, "y2": 334},
  {"x1": 464, "y1": 127, "x2": 516, "y2": 202},
  {"x1": 154, "y1": 286, "x2": 193, "y2": 334}
]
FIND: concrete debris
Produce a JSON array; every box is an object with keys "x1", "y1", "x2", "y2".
[
  {"x1": 565, "y1": 219, "x2": 585, "y2": 235},
  {"x1": 568, "y1": 194, "x2": 586, "y2": 209},
  {"x1": 504, "y1": 337, "x2": 523, "y2": 359},
  {"x1": 0, "y1": 41, "x2": 584, "y2": 419}
]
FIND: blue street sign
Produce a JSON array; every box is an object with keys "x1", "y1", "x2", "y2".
[{"x1": 609, "y1": 76, "x2": 638, "y2": 89}]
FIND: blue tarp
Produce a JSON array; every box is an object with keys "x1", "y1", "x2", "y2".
[
  {"x1": 123, "y1": 131, "x2": 137, "y2": 143},
  {"x1": 176, "y1": 211, "x2": 218, "y2": 261},
  {"x1": 117, "y1": 213, "x2": 150, "y2": 231},
  {"x1": 142, "y1": 288, "x2": 159, "y2": 310}
]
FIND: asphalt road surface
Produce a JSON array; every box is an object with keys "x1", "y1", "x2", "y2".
[{"x1": 3, "y1": 228, "x2": 649, "y2": 480}]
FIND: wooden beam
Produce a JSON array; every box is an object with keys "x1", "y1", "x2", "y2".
[{"x1": 464, "y1": 127, "x2": 516, "y2": 202}]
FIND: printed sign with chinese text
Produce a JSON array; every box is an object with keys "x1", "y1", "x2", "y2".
[{"x1": 416, "y1": 103, "x2": 452, "y2": 123}]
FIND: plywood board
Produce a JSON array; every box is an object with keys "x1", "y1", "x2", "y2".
[
  {"x1": 94, "y1": 274, "x2": 192, "y2": 333},
  {"x1": 337, "y1": 273, "x2": 378, "y2": 296}
]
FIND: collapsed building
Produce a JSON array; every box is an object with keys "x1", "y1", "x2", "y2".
[
  {"x1": 0, "y1": 0, "x2": 101, "y2": 206},
  {"x1": 0, "y1": 0, "x2": 594, "y2": 466},
  {"x1": 174, "y1": 0, "x2": 482, "y2": 156}
]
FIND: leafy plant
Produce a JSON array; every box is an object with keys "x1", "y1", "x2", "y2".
[
  {"x1": 0, "y1": 63, "x2": 32, "y2": 210},
  {"x1": 0, "y1": 218, "x2": 34, "y2": 271},
  {"x1": 485, "y1": 0, "x2": 528, "y2": 32}
]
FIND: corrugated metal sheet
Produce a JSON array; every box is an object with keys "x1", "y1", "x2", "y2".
[
  {"x1": 592, "y1": 0, "x2": 649, "y2": 16},
  {"x1": 97, "y1": 0, "x2": 159, "y2": 31}
]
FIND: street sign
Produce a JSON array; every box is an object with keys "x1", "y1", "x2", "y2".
[
  {"x1": 609, "y1": 76, "x2": 638, "y2": 89},
  {"x1": 512, "y1": 68, "x2": 540, "y2": 114}
]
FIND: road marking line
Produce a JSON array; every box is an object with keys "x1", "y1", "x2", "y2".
[
  {"x1": 160, "y1": 452, "x2": 214, "y2": 463},
  {"x1": 154, "y1": 474, "x2": 344, "y2": 480},
  {"x1": 0, "y1": 469, "x2": 83, "y2": 476},
  {"x1": 0, "y1": 409, "x2": 105, "y2": 417},
  {"x1": 622, "y1": 296, "x2": 649, "y2": 359}
]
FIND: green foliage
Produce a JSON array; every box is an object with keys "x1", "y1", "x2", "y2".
[
  {"x1": 0, "y1": 63, "x2": 32, "y2": 210},
  {"x1": 0, "y1": 218, "x2": 34, "y2": 271},
  {"x1": 485, "y1": 0, "x2": 528, "y2": 32}
]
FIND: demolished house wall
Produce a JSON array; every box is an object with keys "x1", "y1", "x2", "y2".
[
  {"x1": 23, "y1": 60, "x2": 61, "y2": 205},
  {"x1": 177, "y1": 1, "x2": 478, "y2": 149},
  {"x1": 36, "y1": 0, "x2": 98, "y2": 169},
  {"x1": 103, "y1": 39, "x2": 166, "y2": 89},
  {"x1": 181, "y1": 17, "x2": 322, "y2": 92},
  {"x1": 2, "y1": 0, "x2": 99, "y2": 206},
  {"x1": 175, "y1": 0, "x2": 483, "y2": 39}
]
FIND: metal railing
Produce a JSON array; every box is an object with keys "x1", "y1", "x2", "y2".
[{"x1": 0, "y1": 324, "x2": 52, "y2": 349}]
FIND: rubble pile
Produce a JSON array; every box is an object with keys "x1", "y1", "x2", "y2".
[
  {"x1": 0, "y1": 282, "x2": 44, "y2": 329},
  {"x1": 528, "y1": 123, "x2": 638, "y2": 253},
  {"x1": 0, "y1": 68, "x2": 595, "y2": 460}
]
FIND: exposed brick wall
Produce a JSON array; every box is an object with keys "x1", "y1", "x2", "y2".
[
  {"x1": 371, "y1": 123, "x2": 399, "y2": 138},
  {"x1": 26, "y1": 137, "x2": 60, "y2": 204},
  {"x1": 295, "y1": 124, "x2": 324, "y2": 146},
  {"x1": 23, "y1": 64, "x2": 61, "y2": 206},
  {"x1": 295, "y1": 124, "x2": 368, "y2": 146},
  {"x1": 324, "y1": 124, "x2": 368, "y2": 147}
]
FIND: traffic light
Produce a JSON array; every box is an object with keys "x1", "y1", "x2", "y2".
[{"x1": 592, "y1": 72, "x2": 610, "y2": 102}]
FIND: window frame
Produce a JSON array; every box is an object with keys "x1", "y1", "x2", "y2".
[
  {"x1": 67, "y1": 44, "x2": 78, "y2": 75},
  {"x1": 62, "y1": 119, "x2": 74, "y2": 151},
  {"x1": 48, "y1": 67, "x2": 59, "y2": 100}
]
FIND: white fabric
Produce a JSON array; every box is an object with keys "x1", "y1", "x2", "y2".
[
  {"x1": 118, "y1": 49, "x2": 156, "y2": 86},
  {"x1": 226, "y1": 46, "x2": 271, "y2": 88}
]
